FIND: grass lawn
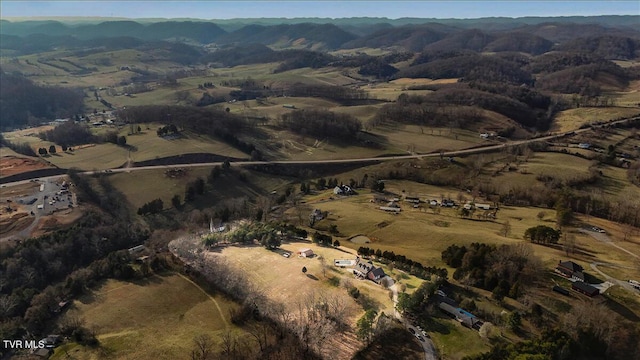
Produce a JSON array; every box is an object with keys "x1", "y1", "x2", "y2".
[
  {"x1": 428, "y1": 318, "x2": 490, "y2": 360},
  {"x1": 52, "y1": 273, "x2": 241, "y2": 360}
]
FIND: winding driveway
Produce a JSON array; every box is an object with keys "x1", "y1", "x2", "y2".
[
  {"x1": 390, "y1": 283, "x2": 438, "y2": 360},
  {"x1": 580, "y1": 229, "x2": 640, "y2": 295}
]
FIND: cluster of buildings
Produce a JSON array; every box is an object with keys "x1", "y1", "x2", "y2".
[{"x1": 554, "y1": 260, "x2": 600, "y2": 297}]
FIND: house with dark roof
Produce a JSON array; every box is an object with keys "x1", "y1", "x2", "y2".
[
  {"x1": 353, "y1": 259, "x2": 386, "y2": 284},
  {"x1": 367, "y1": 267, "x2": 387, "y2": 283},
  {"x1": 572, "y1": 281, "x2": 599, "y2": 297},
  {"x1": 555, "y1": 260, "x2": 586, "y2": 282},
  {"x1": 354, "y1": 260, "x2": 374, "y2": 277}
]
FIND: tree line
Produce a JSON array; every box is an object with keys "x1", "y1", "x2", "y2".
[
  {"x1": 357, "y1": 247, "x2": 448, "y2": 280},
  {"x1": 280, "y1": 109, "x2": 362, "y2": 141},
  {"x1": 0, "y1": 172, "x2": 148, "y2": 338},
  {"x1": 0, "y1": 70, "x2": 84, "y2": 130},
  {"x1": 117, "y1": 105, "x2": 259, "y2": 156},
  {"x1": 441, "y1": 243, "x2": 541, "y2": 301}
]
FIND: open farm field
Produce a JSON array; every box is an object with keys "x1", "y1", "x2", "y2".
[
  {"x1": 551, "y1": 107, "x2": 640, "y2": 133},
  {"x1": 306, "y1": 192, "x2": 557, "y2": 267},
  {"x1": 304, "y1": 182, "x2": 640, "y2": 281},
  {"x1": 3, "y1": 124, "x2": 249, "y2": 171},
  {"x1": 369, "y1": 124, "x2": 484, "y2": 154},
  {"x1": 330, "y1": 47, "x2": 392, "y2": 57},
  {"x1": 365, "y1": 78, "x2": 458, "y2": 101},
  {"x1": 224, "y1": 96, "x2": 341, "y2": 120},
  {"x1": 122, "y1": 126, "x2": 248, "y2": 162},
  {"x1": 485, "y1": 152, "x2": 594, "y2": 191},
  {"x1": 109, "y1": 167, "x2": 290, "y2": 209},
  {"x1": 257, "y1": 127, "x2": 389, "y2": 161},
  {"x1": 52, "y1": 273, "x2": 240, "y2": 360}
]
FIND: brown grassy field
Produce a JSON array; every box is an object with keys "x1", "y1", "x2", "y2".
[
  {"x1": 551, "y1": 107, "x2": 640, "y2": 133},
  {"x1": 204, "y1": 239, "x2": 410, "y2": 359},
  {"x1": 108, "y1": 167, "x2": 290, "y2": 210},
  {"x1": 302, "y1": 181, "x2": 640, "y2": 282},
  {"x1": 2, "y1": 124, "x2": 249, "y2": 171},
  {"x1": 52, "y1": 273, "x2": 242, "y2": 360}
]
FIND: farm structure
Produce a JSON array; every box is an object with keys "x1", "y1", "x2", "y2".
[
  {"x1": 555, "y1": 260, "x2": 586, "y2": 282},
  {"x1": 572, "y1": 281, "x2": 600, "y2": 297},
  {"x1": 334, "y1": 185, "x2": 356, "y2": 195},
  {"x1": 298, "y1": 248, "x2": 314, "y2": 258},
  {"x1": 439, "y1": 302, "x2": 483, "y2": 330}
]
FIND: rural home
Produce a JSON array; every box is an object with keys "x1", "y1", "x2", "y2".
[
  {"x1": 555, "y1": 260, "x2": 585, "y2": 282},
  {"x1": 310, "y1": 209, "x2": 325, "y2": 221},
  {"x1": 439, "y1": 302, "x2": 482, "y2": 329},
  {"x1": 572, "y1": 281, "x2": 599, "y2": 297},
  {"x1": 475, "y1": 203, "x2": 491, "y2": 210},
  {"x1": 298, "y1": 248, "x2": 314, "y2": 258},
  {"x1": 404, "y1": 196, "x2": 420, "y2": 204},
  {"x1": 334, "y1": 185, "x2": 355, "y2": 195},
  {"x1": 367, "y1": 267, "x2": 387, "y2": 284},
  {"x1": 353, "y1": 259, "x2": 387, "y2": 284}
]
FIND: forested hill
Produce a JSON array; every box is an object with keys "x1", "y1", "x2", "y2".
[
  {"x1": 1, "y1": 15, "x2": 638, "y2": 50},
  {"x1": 0, "y1": 71, "x2": 84, "y2": 130}
]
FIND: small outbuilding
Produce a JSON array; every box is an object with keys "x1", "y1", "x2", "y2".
[{"x1": 298, "y1": 248, "x2": 314, "y2": 258}]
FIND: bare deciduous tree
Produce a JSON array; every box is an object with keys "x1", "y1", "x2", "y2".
[{"x1": 191, "y1": 334, "x2": 214, "y2": 360}]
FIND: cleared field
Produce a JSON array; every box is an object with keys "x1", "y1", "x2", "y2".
[
  {"x1": 52, "y1": 273, "x2": 241, "y2": 360},
  {"x1": 366, "y1": 78, "x2": 458, "y2": 101},
  {"x1": 3, "y1": 124, "x2": 249, "y2": 171},
  {"x1": 551, "y1": 107, "x2": 640, "y2": 133},
  {"x1": 205, "y1": 240, "x2": 403, "y2": 359},
  {"x1": 305, "y1": 181, "x2": 640, "y2": 280},
  {"x1": 487, "y1": 152, "x2": 594, "y2": 192},
  {"x1": 122, "y1": 127, "x2": 248, "y2": 162},
  {"x1": 109, "y1": 167, "x2": 289, "y2": 209},
  {"x1": 369, "y1": 124, "x2": 484, "y2": 154}
]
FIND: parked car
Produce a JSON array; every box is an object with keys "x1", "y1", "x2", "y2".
[
  {"x1": 409, "y1": 328, "x2": 415, "y2": 334},
  {"x1": 416, "y1": 335, "x2": 425, "y2": 342}
]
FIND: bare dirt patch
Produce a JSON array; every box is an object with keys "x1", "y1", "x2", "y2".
[
  {"x1": 0, "y1": 212, "x2": 34, "y2": 235},
  {"x1": 30, "y1": 207, "x2": 83, "y2": 238},
  {"x1": 0, "y1": 155, "x2": 53, "y2": 177}
]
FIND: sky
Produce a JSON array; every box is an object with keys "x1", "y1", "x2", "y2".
[{"x1": 1, "y1": 1, "x2": 638, "y2": 19}]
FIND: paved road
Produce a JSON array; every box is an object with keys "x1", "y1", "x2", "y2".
[{"x1": 2, "y1": 116, "x2": 636, "y2": 190}]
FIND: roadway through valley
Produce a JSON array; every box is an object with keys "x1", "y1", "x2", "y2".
[{"x1": 2, "y1": 116, "x2": 637, "y2": 189}]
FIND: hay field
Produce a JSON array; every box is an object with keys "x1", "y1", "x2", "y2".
[
  {"x1": 3, "y1": 124, "x2": 248, "y2": 171},
  {"x1": 122, "y1": 127, "x2": 248, "y2": 161},
  {"x1": 487, "y1": 152, "x2": 594, "y2": 192},
  {"x1": 52, "y1": 273, "x2": 241, "y2": 360},
  {"x1": 369, "y1": 124, "x2": 484, "y2": 154},
  {"x1": 551, "y1": 107, "x2": 640, "y2": 133},
  {"x1": 109, "y1": 167, "x2": 289, "y2": 209}
]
